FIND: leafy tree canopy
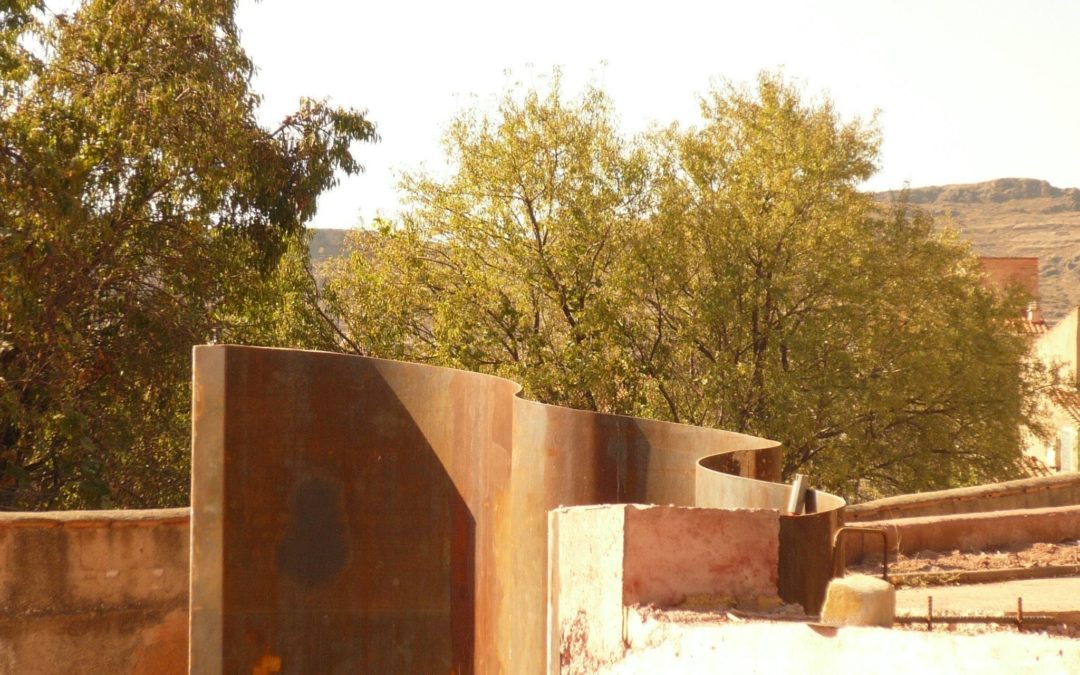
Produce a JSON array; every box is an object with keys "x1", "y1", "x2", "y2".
[
  {"x1": 326, "y1": 72, "x2": 1049, "y2": 500},
  {"x1": 0, "y1": 0, "x2": 374, "y2": 508}
]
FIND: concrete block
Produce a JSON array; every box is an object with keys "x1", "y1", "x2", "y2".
[
  {"x1": 549, "y1": 504, "x2": 784, "y2": 674},
  {"x1": 548, "y1": 505, "x2": 629, "y2": 674},
  {"x1": 820, "y1": 575, "x2": 895, "y2": 627}
]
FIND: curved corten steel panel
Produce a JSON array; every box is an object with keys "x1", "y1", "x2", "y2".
[
  {"x1": 190, "y1": 345, "x2": 844, "y2": 674},
  {"x1": 696, "y1": 456, "x2": 846, "y2": 614}
]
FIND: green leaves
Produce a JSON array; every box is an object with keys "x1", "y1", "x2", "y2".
[
  {"x1": 328, "y1": 76, "x2": 648, "y2": 413},
  {"x1": 0, "y1": 0, "x2": 374, "y2": 508}
]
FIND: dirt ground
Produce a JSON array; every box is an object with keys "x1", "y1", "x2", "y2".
[
  {"x1": 850, "y1": 539, "x2": 1080, "y2": 576},
  {"x1": 844, "y1": 540, "x2": 1080, "y2": 638},
  {"x1": 632, "y1": 541, "x2": 1080, "y2": 638},
  {"x1": 894, "y1": 576, "x2": 1080, "y2": 638}
]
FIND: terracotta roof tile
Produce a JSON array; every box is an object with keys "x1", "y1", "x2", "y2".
[
  {"x1": 1015, "y1": 318, "x2": 1049, "y2": 335},
  {"x1": 1049, "y1": 388, "x2": 1080, "y2": 425}
]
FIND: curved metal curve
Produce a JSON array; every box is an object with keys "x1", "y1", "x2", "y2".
[{"x1": 189, "y1": 345, "x2": 845, "y2": 674}]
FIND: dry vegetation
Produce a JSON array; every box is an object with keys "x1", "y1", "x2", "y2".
[
  {"x1": 851, "y1": 539, "x2": 1080, "y2": 576},
  {"x1": 877, "y1": 178, "x2": 1080, "y2": 322}
]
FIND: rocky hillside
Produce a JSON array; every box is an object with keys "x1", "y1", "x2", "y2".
[
  {"x1": 309, "y1": 228, "x2": 348, "y2": 270},
  {"x1": 877, "y1": 178, "x2": 1080, "y2": 323}
]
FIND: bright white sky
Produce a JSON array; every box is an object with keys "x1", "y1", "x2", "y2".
[{"x1": 236, "y1": 0, "x2": 1080, "y2": 229}]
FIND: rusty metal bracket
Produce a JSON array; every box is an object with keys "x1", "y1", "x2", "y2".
[{"x1": 832, "y1": 526, "x2": 889, "y2": 581}]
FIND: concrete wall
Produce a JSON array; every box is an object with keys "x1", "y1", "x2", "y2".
[
  {"x1": 0, "y1": 509, "x2": 190, "y2": 675},
  {"x1": 547, "y1": 506, "x2": 628, "y2": 675},
  {"x1": 847, "y1": 473, "x2": 1080, "y2": 522},
  {"x1": 549, "y1": 502, "x2": 1080, "y2": 675},
  {"x1": 621, "y1": 506, "x2": 778, "y2": 606},
  {"x1": 844, "y1": 505, "x2": 1080, "y2": 564},
  {"x1": 548, "y1": 504, "x2": 779, "y2": 675}
]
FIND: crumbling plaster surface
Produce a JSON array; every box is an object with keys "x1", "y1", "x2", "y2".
[
  {"x1": 0, "y1": 509, "x2": 190, "y2": 675},
  {"x1": 602, "y1": 620, "x2": 1080, "y2": 674},
  {"x1": 548, "y1": 504, "x2": 780, "y2": 675},
  {"x1": 621, "y1": 505, "x2": 778, "y2": 606},
  {"x1": 547, "y1": 506, "x2": 627, "y2": 675}
]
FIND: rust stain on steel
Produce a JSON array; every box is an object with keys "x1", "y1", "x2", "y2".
[{"x1": 190, "y1": 346, "x2": 845, "y2": 674}]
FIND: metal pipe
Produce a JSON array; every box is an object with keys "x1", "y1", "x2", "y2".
[
  {"x1": 787, "y1": 474, "x2": 809, "y2": 515},
  {"x1": 832, "y1": 526, "x2": 889, "y2": 580}
]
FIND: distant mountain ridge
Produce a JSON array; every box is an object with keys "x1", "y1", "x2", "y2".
[
  {"x1": 876, "y1": 178, "x2": 1080, "y2": 323},
  {"x1": 881, "y1": 177, "x2": 1080, "y2": 206},
  {"x1": 309, "y1": 177, "x2": 1080, "y2": 324}
]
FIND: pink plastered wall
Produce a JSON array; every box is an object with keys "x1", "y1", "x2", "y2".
[
  {"x1": 621, "y1": 505, "x2": 778, "y2": 606},
  {"x1": 548, "y1": 504, "x2": 780, "y2": 674}
]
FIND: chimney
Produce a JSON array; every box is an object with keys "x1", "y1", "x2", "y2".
[{"x1": 1026, "y1": 301, "x2": 1042, "y2": 323}]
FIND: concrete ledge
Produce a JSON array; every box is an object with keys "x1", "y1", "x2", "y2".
[
  {"x1": 844, "y1": 504, "x2": 1080, "y2": 564},
  {"x1": 889, "y1": 564, "x2": 1080, "y2": 588},
  {"x1": 0, "y1": 507, "x2": 190, "y2": 528},
  {"x1": 848, "y1": 474, "x2": 1080, "y2": 522}
]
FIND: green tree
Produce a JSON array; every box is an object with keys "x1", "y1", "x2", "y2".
[
  {"x1": 327, "y1": 73, "x2": 1048, "y2": 500},
  {"x1": 626, "y1": 76, "x2": 1050, "y2": 497},
  {"x1": 327, "y1": 76, "x2": 650, "y2": 412},
  {"x1": 0, "y1": 0, "x2": 374, "y2": 508}
]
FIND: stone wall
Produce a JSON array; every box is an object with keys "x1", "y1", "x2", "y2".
[
  {"x1": 0, "y1": 508, "x2": 190, "y2": 675},
  {"x1": 843, "y1": 505, "x2": 1080, "y2": 564},
  {"x1": 847, "y1": 473, "x2": 1080, "y2": 522}
]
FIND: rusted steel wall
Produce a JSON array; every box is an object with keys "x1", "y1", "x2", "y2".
[
  {"x1": 695, "y1": 457, "x2": 845, "y2": 614},
  {"x1": 0, "y1": 509, "x2": 190, "y2": 675},
  {"x1": 191, "y1": 347, "x2": 515, "y2": 674},
  {"x1": 190, "y1": 345, "x2": 844, "y2": 674}
]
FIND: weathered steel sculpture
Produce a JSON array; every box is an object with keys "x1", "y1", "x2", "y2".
[{"x1": 190, "y1": 346, "x2": 843, "y2": 673}]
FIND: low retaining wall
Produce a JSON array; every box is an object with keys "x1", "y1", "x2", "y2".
[
  {"x1": 0, "y1": 508, "x2": 190, "y2": 675},
  {"x1": 843, "y1": 505, "x2": 1080, "y2": 564},
  {"x1": 847, "y1": 474, "x2": 1080, "y2": 522}
]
